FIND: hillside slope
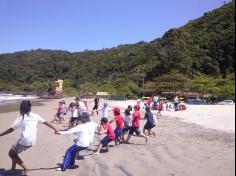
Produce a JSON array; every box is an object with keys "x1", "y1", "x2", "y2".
[{"x1": 0, "y1": 2, "x2": 234, "y2": 99}]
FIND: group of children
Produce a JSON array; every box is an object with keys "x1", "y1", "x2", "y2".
[
  {"x1": 0, "y1": 97, "x2": 158, "y2": 174},
  {"x1": 54, "y1": 96, "x2": 159, "y2": 149}
]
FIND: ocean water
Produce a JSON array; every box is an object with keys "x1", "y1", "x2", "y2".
[{"x1": 0, "y1": 93, "x2": 39, "y2": 105}]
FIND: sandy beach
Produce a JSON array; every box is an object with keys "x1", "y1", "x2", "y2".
[{"x1": 0, "y1": 98, "x2": 235, "y2": 176}]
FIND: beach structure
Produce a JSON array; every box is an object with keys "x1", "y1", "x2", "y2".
[
  {"x1": 55, "y1": 79, "x2": 63, "y2": 95},
  {"x1": 96, "y1": 91, "x2": 111, "y2": 99}
]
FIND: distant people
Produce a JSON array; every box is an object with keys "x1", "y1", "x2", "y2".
[
  {"x1": 153, "y1": 96, "x2": 158, "y2": 106},
  {"x1": 152, "y1": 96, "x2": 158, "y2": 110},
  {"x1": 0, "y1": 100, "x2": 57, "y2": 175},
  {"x1": 147, "y1": 97, "x2": 152, "y2": 106},
  {"x1": 61, "y1": 99, "x2": 68, "y2": 114},
  {"x1": 165, "y1": 102, "x2": 170, "y2": 111},
  {"x1": 143, "y1": 106, "x2": 157, "y2": 137},
  {"x1": 61, "y1": 99, "x2": 68, "y2": 120},
  {"x1": 137, "y1": 99, "x2": 141, "y2": 105},
  {"x1": 56, "y1": 112, "x2": 98, "y2": 172},
  {"x1": 52, "y1": 100, "x2": 67, "y2": 124},
  {"x1": 75, "y1": 96, "x2": 88, "y2": 111},
  {"x1": 68, "y1": 102, "x2": 78, "y2": 128},
  {"x1": 125, "y1": 104, "x2": 149, "y2": 144},
  {"x1": 173, "y1": 96, "x2": 179, "y2": 111},
  {"x1": 157, "y1": 101, "x2": 164, "y2": 118},
  {"x1": 93, "y1": 118, "x2": 115, "y2": 155},
  {"x1": 168, "y1": 103, "x2": 172, "y2": 111},
  {"x1": 91, "y1": 96, "x2": 100, "y2": 116}
]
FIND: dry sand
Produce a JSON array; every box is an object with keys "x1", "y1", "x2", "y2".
[{"x1": 0, "y1": 98, "x2": 235, "y2": 176}]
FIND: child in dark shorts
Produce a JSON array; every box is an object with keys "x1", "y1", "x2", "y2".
[
  {"x1": 109, "y1": 107, "x2": 123, "y2": 145},
  {"x1": 143, "y1": 106, "x2": 156, "y2": 137},
  {"x1": 125, "y1": 104, "x2": 149, "y2": 144},
  {"x1": 122, "y1": 109, "x2": 132, "y2": 140},
  {"x1": 68, "y1": 102, "x2": 78, "y2": 128},
  {"x1": 92, "y1": 96, "x2": 99, "y2": 116},
  {"x1": 94, "y1": 118, "x2": 115, "y2": 155}
]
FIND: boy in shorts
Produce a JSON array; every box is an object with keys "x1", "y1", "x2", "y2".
[
  {"x1": 125, "y1": 104, "x2": 148, "y2": 144},
  {"x1": 93, "y1": 118, "x2": 115, "y2": 155},
  {"x1": 143, "y1": 106, "x2": 156, "y2": 136},
  {"x1": 109, "y1": 107, "x2": 123, "y2": 145}
]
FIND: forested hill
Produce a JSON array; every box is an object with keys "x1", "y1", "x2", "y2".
[{"x1": 0, "y1": 2, "x2": 235, "y2": 99}]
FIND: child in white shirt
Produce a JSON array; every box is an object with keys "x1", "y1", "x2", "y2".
[
  {"x1": 0, "y1": 100, "x2": 57, "y2": 175},
  {"x1": 56, "y1": 112, "x2": 98, "y2": 172}
]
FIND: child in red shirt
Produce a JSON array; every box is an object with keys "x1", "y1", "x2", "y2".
[
  {"x1": 125, "y1": 104, "x2": 148, "y2": 144},
  {"x1": 94, "y1": 118, "x2": 115, "y2": 155},
  {"x1": 109, "y1": 107, "x2": 123, "y2": 145}
]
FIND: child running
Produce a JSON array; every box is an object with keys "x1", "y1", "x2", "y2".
[
  {"x1": 93, "y1": 118, "x2": 115, "y2": 155},
  {"x1": 125, "y1": 104, "x2": 149, "y2": 144},
  {"x1": 0, "y1": 100, "x2": 57, "y2": 175},
  {"x1": 109, "y1": 107, "x2": 123, "y2": 145}
]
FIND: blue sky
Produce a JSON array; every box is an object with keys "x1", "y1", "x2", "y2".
[{"x1": 0, "y1": 0, "x2": 231, "y2": 54}]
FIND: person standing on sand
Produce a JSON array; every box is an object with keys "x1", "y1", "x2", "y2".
[
  {"x1": 91, "y1": 96, "x2": 100, "y2": 116},
  {"x1": 173, "y1": 96, "x2": 179, "y2": 111},
  {"x1": 157, "y1": 100, "x2": 163, "y2": 118},
  {"x1": 0, "y1": 100, "x2": 57, "y2": 175},
  {"x1": 125, "y1": 104, "x2": 149, "y2": 144},
  {"x1": 56, "y1": 112, "x2": 98, "y2": 172}
]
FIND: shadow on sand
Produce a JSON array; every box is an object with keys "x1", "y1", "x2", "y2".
[
  {"x1": 0, "y1": 166, "x2": 63, "y2": 176},
  {"x1": 0, "y1": 169, "x2": 23, "y2": 176}
]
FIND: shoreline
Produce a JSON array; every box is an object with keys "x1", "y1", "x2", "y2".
[{"x1": 0, "y1": 99, "x2": 50, "y2": 114}]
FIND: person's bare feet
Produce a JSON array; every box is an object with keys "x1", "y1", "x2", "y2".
[
  {"x1": 22, "y1": 168, "x2": 29, "y2": 176},
  {"x1": 93, "y1": 152, "x2": 100, "y2": 155}
]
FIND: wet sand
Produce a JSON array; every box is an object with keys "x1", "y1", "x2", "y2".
[{"x1": 0, "y1": 100, "x2": 45, "y2": 114}]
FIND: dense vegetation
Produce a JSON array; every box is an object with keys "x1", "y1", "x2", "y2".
[{"x1": 0, "y1": 2, "x2": 235, "y2": 100}]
